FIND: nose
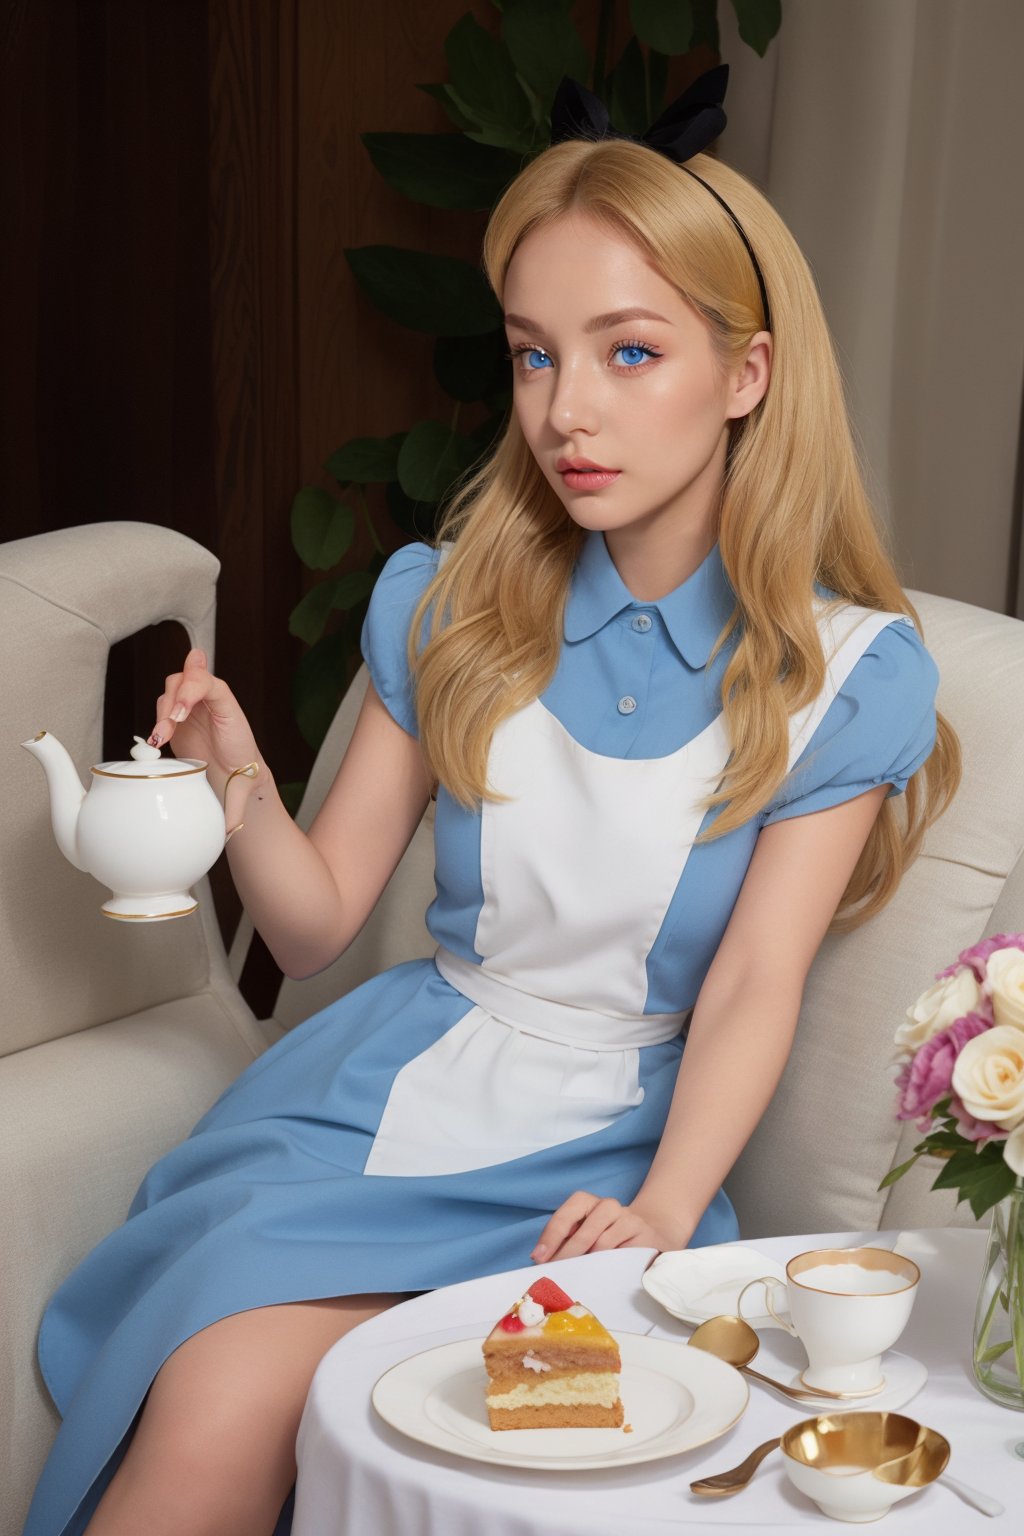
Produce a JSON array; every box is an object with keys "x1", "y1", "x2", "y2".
[{"x1": 546, "y1": 355, "x2": 600, "y2": 437}]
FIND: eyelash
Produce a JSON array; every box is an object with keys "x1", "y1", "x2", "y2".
[{"x1": 504, "y1": 339, "x2": 663, "y2": 376}]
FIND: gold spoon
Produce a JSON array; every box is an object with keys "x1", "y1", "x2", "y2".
[
  {"x1": 690, "y1": 1436, "x2": 780, "y2": 1496},
  {"x1": 686, "y1": 1315, "x2": 877, "y2": 1402}
]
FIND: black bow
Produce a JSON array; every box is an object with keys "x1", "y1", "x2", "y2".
[{"x1": 550, "y1": 64, "x2": 729, "y2": 166}]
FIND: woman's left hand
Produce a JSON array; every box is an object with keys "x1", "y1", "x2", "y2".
[{"x1": 530, "y1": 1190, "x2": 689, "y2": 1263}]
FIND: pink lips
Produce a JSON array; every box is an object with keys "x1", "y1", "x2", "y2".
[{"x1": 556, "y1": 456, "x2": 621, "y2": 492}]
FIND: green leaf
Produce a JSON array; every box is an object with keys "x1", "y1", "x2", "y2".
[
  {"x1": 877, "y1": 1153, "x2": 924, "y2": 1191},
  {"x1": 966, "y1": 1161, "x2": 1018, "y2": 1220},
  {"x1": 444, "y1": 13, "x2": 533, "y2": 139},
  {"x1": 690, "y1": 0, "x2": 721, "y2": 52},
  {"x1": 469, "y1": 410, "x2": 509, "y2": 453},
  {"x1": 290, "y1": 490, "x2": 354, "y2": 571},
  {"x1": 730, "y1": 0, "x2": 782, "y2": 57},
  {"x1": 931, "y1": 1149, "x2": 988, "y2": 1191},
  {"x1": 345, "y1": 247, "x2": 502, "y2": 336},
  {"x1": 417, "y1": 81, "x2": 479, "y2": 134},
  {"x1": 332, "y1": 569, "x2": 374, "y2": 611},
  {"x1": 433, "y1": 330, "x2": 510, "y2": 402},
  {"x1": 501, "y1": 0, "x2": 590, "y2": 119},
  {"x1": 648, "y1": 46, "x2": 669, "y2": 121},
  {"x1": 629, "y1": 0, "x2": 694, "y2": 55},
  {"x1": 289, "y1": 581, "x2": 338, "y2": 646},
  {"x1": 292, "y1": 631, "x2": 350, "y2": 751},
  {"x1": 609, "y1": 37, "x2": 648, "y2": 137},
  {"x1": 326, "y1": 434, "x2": 405, "y2": 486},
  {"x1": 398, "y1": 420, "x2": 481, "y2": 503},
  {"x1": 362, "y1": 132, "x2": 521, "y2": 211},
  {"x1": 386, "y1": 479, "x2": 438, "y2": 541}
]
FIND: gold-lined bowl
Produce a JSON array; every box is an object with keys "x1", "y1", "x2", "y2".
[{"x1": 780, "y1": 1411, "x2": 949, "y2": 1522}]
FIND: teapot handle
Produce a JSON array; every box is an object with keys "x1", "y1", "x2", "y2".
[{"x1": 222, "y1": 761, "x2": 260, "y2": 842}]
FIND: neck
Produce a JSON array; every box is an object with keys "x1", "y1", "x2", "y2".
[
  {"x1": 604, "y1": 505, "x2": 720, "y2": 602},
  {"x1": 602, "y1": 435, "x2": 726, "y2": 600}
]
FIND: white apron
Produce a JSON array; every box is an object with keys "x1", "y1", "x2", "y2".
[{"x1": 363, "y1": 602, "x2": 907, "y2": 1177}]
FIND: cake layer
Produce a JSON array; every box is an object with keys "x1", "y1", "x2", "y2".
[
  {"x1": 488, "y1": 1400, "x2": 624, "y2": 1430},
  {"x1": 483, "y1": 1342, "x2": 620, "y2": 1374},
  {"x1": 486, "y1": 1372, "x2": 620, "y2": 1410}
]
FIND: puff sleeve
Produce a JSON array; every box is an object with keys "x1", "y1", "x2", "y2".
[
  {"x1": 359, "y1": 541, "x2": 440, "y2": 738},
  {"x1": 759, "y1": 618, "x2": 939, "y2": 827}
]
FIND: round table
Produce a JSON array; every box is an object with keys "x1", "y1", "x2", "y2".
[{"x1": 292, "y1": 1229, "x2": 1020, "y2": 1533}]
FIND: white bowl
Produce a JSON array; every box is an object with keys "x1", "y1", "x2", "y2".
[{"x1": 780, "y1": 1411, "x2": 949, "y2": 1523}]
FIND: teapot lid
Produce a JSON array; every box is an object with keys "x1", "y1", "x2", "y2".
[{"x1": 92, "y1": 736, "x2": 207, "y2": 779}]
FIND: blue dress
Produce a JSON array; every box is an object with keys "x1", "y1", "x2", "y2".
[{"x1": 25, "y1": 533, "x2": 939, "y2": 1536}]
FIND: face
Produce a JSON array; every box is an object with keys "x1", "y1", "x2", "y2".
[{"x1": 502, "y1": 211, "x2": 768, "y2": 551}]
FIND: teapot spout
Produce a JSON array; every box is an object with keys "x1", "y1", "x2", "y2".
[{"x1": 21, "y1": 730, "x2": 89, "y2": 872}]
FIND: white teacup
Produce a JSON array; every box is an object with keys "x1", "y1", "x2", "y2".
[{"x1": 737, "y1": 1247, "x2": 920, "y2": 1396}]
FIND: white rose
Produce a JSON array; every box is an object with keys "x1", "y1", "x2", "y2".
[
  {"x1": 895, "y1": 969, "x2": 982, "y2": 1055},
  {"x1": 1005, "y1": 1122, "x2": 1024, "y2": 1178},
  {"x1": 985, "y1": 948, "x2": 1024, "y2": 1032},
  {"x1": 951, "y1": 1026, "x2": 1024, "y2": 1129}
]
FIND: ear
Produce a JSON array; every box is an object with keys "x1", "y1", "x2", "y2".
[{"x1": 725, "y1": 331, "x2": 772, "y2": 421}]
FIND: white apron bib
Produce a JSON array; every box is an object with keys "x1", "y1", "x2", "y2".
[{"x1": 363, "y1": 601, "x2": 906, "y2": 1177}]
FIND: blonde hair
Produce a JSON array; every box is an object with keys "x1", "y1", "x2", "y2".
[{"x1": 408, "y1": 137, "x2": 961, "y2": 931}]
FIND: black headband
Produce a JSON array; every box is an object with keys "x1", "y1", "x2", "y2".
[{"x1": 549, "y1": 64, "x2": 772, "y2": 333}]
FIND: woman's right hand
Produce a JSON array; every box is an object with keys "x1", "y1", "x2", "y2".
[{"x1": 149, "y1": 648, "x2": 263, "y2": 790}]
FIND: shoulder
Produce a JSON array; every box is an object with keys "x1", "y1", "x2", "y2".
[
  {"x1": 371, "y1": 540, "x2": 442, "y2": 602},
  {"x1": 759, "y1": 607, "x2": 939, "y2": 828},
  {"x1": 359, "y1": 542, "x2": 441, "y2": 737},
  {"x1": 824, "y1": 604, "x2": 939, "y2": 715}
]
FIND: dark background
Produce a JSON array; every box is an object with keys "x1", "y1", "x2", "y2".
[{"x1": 3, "y1": 0, "x2": 513, "y2": 1013}]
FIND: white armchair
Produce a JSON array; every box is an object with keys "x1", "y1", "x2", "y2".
[{"x1": 3, "y1": 521, "x2": 1021, "y2": 1535}]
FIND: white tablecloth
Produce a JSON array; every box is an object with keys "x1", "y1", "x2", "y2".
[{"x1": 293, "y1": 1229, "x2": 1023, "y2": 1534}]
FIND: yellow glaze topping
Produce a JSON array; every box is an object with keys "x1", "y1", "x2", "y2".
[{"x1": 542, "y1": 1311, "x2": 609, "y2": 1340}]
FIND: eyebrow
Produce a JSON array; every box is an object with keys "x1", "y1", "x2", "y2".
[{"x1": 503, "y1": 307, "x2": 673, "y2": 334}]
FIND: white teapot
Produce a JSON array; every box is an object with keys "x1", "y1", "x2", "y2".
[{"x1": 21, "y1": 730, "x2": 257, "y2": 921}]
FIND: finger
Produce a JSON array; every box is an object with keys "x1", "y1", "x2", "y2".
[
  {"x1": 531, "y1": 1191, "x2": 600, "y2": 1262},
  {"x1": 591, "y1": 1215, "x2": 648, "y2": 1252},
  {"x1": 545, "y1": 1198, "x2": 625, "y2": 1261},
  {"x1": 173, "y1": 658, "x2": 234, "y2": 720}
]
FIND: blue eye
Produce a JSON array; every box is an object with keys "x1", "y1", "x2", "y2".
[
  {"x1": 524, "y1": 349, "x2": 552, "y2": 370},
  {"x1": 613, "y1": 344, "x2": 655, "y2": 367}
]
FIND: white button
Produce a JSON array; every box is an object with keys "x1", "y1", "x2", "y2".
[
  {"x1": 617, "y1": 695, "x2": 637, "y2": 715},
  {"x1": 631, "y1": 613, "x2": 653, "y2": 632}
]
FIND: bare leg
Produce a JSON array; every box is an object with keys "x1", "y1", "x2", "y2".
[{"x1": 83, "y1": 1292, "x2": 409, "y2": 1536}]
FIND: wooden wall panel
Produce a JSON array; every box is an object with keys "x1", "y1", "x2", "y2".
[{"x1": 3, "y1": 0, "x2": 513, "y2": 1014}]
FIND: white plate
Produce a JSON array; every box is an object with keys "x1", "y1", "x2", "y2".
[
  {"x1": 642, "y1": 1246, "x2": 792, "y2": 1330},
  {"x1": 372, "y1": 1331, "x2": 749, "y2": 1471}
]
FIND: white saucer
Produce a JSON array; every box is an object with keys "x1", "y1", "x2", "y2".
[
  {"x1": 642, "y1": 1245, "x2": 793, "y2": 1331},
  {"x1": 752, "y1": 1327, "x2": 928, "y2": 1414},
  {"x1": 372, "y1": 1331, "x2": 749, "y2": 1471}
]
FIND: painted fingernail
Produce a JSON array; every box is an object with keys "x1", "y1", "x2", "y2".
[
  {"x1": 148, "y1": 732, "x2": 163, "y2": 747},
  {"x1": 170, "y1": 705, "x2": 189, "y2": 723}
]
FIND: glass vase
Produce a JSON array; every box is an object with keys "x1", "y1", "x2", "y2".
[{"x1": 972, "y1": 1182, "x2": 1024, "y2": 1418}]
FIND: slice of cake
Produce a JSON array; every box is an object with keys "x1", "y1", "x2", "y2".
[{"x1": 482, "y1": 1276, "x2": 624, "y2": 1429}]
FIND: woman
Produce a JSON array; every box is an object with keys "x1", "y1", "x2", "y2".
[{"x1": 26, "y1": 75, "x2": 960, "y2": 1536}]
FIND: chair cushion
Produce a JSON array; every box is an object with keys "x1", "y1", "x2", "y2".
[
  {"x1": 0, "y1": 991, "x2": 261, "y2": 1536},
  {"x1": 726, "y1": 590, "x2": 1024, "y2": 1235}
]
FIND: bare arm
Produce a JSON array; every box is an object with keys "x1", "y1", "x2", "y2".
[
  {"x1": 154, "y1": 650, "x2": 431, "y2": 981},
  {"x1": 532, "y1": 783, "x2": 890, "y2": 1260},
  {"x1": 222, "y1": 680, "x2": 432, "y2": 980}
]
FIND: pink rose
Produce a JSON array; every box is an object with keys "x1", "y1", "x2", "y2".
[
  {"x1": 896, "y1": 1012, "x2": 992, "y2": 1127},
  {"x1": 947, "y1": 1094, "x2": 1009, "y2": 1143},
  {"x1": 937, "y1": 933, "x2": 1024, "y2": 983}
]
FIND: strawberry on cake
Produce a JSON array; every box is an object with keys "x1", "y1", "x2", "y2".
[{"x1": 482, "y1": 1277, "x2": 624, "y2": 1429}]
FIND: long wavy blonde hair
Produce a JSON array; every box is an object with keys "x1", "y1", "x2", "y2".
[{"x1": 408, "y1": 136, "x2": 961, "y2": 931}]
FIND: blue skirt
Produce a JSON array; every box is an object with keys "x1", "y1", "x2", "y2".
[{"x1": 25, "y1": 958, "x2": 738, "y2": 1536}]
